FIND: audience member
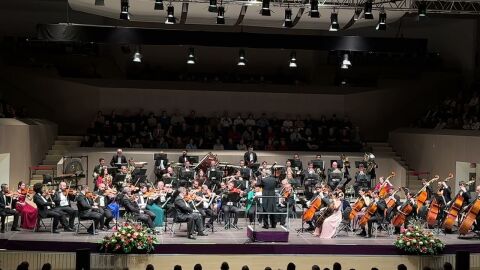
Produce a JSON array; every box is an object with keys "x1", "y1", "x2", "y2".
[
  {"x1": 41, "y1": 263, "x2": 52, "y2": 270},
  {"x1": 82, "y1": 110, "x2": 363, "y2": 152},
  {"x1": 146, "y1": 264, "x2": 154, "y2": 270},
  {"x1": 443, "y1": 262, "x2": 453, "y2": 270},
  {"x1": 311, "y1": 265, "x2": 320, "y2": 270},
  {"x1": 16, "y1": 261, "x2": 29, "y2": 270},
  {"x1": 194, "y1": 264, "x2": 202, "y2": 270},
  {"x1": 241, "y1": 266, "x2": 249, "y2": 270},
  {"x1": 221, "y1": 262, "x2": 230, "y2": 270},
  {"x1": 174, "y1": 265, "x2": 182, "y2": 270},
  {"x1": 398, "y1": 264, "x2": 407, "y2": 270},
  {"x1": 287, "y1": 262, "x2": 296, "y2": 270},
  {"x1": 333, "y1": 262, "x2": 341, "y2": 270}
]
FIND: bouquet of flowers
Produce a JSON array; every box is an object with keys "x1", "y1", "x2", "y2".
[
  {"x1": 394, "y1": 224, "x2": 445, "y2": 255},
  {"x1": 101, "y1": 222, "x2": 157, "y2": 254}
]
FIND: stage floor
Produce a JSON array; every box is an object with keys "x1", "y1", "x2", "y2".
[{"x1": 0, "y1": 219, "x2": 479, "y2": 255}]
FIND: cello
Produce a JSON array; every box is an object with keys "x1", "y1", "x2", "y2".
[
  {"x1": 443, "y1": 180, "x2": 475, "y2": 230},
  {"x1": 348, "y1": 192, "x2": 370, "y2": 220},
  {"x1": 459, "y1": 197, "x2": 480, "y2": 235},
  {"x1": 359, "y1": 201, "x2": 378, "y2": 226},
  {"x1": 385, "y1": 187, "x2": 403, "y2": 209},
  {"x1": 416, "y1": 175, "x2": 440, "y2": 212},
  {"x1": 426, "y1": 173, "x2": 453, "y2": 227},
  {"x1": 302, "y1": 195, "x2": 322, "y2": 222},
  {"x1": 379, "y1": 172, "x2": 396, "y2": 199},
  {"x1": 392, "y1": 188, "x2": 414, "y2": 227}
]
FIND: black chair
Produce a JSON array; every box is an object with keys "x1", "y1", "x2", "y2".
[
  {"x1": 33, "y1": 215, "x2": 54, "y2": 233},
  {"x1": 76, "y1": 212, "x2": 96, "y2": 235}
]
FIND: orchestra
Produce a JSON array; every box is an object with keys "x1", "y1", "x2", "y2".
[{"x1": 4, "y1": 148, "x2": 480, "y2": 245}]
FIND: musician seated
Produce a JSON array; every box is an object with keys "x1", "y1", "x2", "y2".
[
  {"x1": 174, "y1": 187, "x2": 206, "y2": 239},
  {"x1": 313, "y1": 191, "x2": 343, "y2": 238},
  {"x1": 53, "y1": 182, "x2": 78, "y2": 231},
  {"x1": 121, "y1": 187, "x2": 155, "y2": 229},
  {"x1": 246, "y1": 186, "x2": 263, "y2": 224},
  {"x1": 327, "y1": 162, "x2": 343, "y2": 191},
  {"x1": 0, "y1": 184, "x2": 20, "y2": 232},
  {"x1": 222, "y1": 182, "x2": 242, "y2": 229},
  {"x1": 180, "y1": 161, "x2": 195, "y2": 187},
  {"x1": 374, "y1": 176, "x2": 393, "y2": 193},
  {"x1": 393, "y1": 191, "x2": 417, "y2": 233},
  {"x1": 93, "y1": 158, "x2": 106, "y2": 185},
  {"x1": 277, "y1": 184, "x2": 295, "y2": 226},
  {"x1": 95, "y1": 183, "x2": 114, "y2": 230},
  {"x1": 353, "y1": 188, "x2": 371, "y2": 231},
  {"x1": 473, "y1": 185, "x2": 480, "y2": 232},
  {"x1": 358, "y1": 191, "x2": 387, "y2": 238},
  {"x1": 354, "y1": 164, "x2": 371, "y2": 196},
  {"x1": 76, "y1": 186, "x2": 103, "y2": 234},
  {"x1": 197, "y1": 185, "x2": 218, "y2": 228},
  {"x1": 32, "y1": 183, "x2": 70, "y2": 233}
]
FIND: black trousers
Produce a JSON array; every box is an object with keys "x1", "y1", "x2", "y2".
[
  {"x1": 180, "y1": 212, "x2": 203, "y2": 235},
  {"x1": 134, "y1": 211, "x2": 155, "y2": 229},
  {"x1": 56, "y1": 206, "x2": 78, "y2": 228},
  {"x1": 367, "y1": 216, "x2": 383, "y2": 236},
  {"x1": 96, "y1": 207, "x2": 113, "y2": 227},
  {"x1": 277, "y1": 206, "x2": 289, "y2": 225},
  {"x1": 79, "y1": 210, "x2": 103, "y2": 231},
  {"x1": 222, "y1": 205, "x2": 239, "y2": 225},
  {"x1": 198, "y1": 208, "x2": 217, "y2": 225},
  {"x1": 0, "y1": 208, "x2": 19, "y2": 230},
  {"x1": 41, "y1": 209, "x2": 69, "y2": 230}
]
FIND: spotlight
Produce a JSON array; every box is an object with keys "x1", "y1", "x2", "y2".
[
  {"x1": 120, "y1": 0, "x2": 130, "y2": 20},
  {"x1": 283, "y1": 7, "x2": 293, "y2": 28},
  {"x1": 133, "y1": 49, "x2": 142, "y2": 63},
  {"x1": 329, "y1": 12, "x2": 339, "y2": 31},
  {"x1": 376, "y1": 10, "x2": 386, "y2": 31},
  {"x1": 309, "y1": 0, "x2": 320, "y2": 18},
  {"x1": 289, "y1": 51, "x2": 297, "y2": 68},
  {"x1": 217, "y1": 5, "x2": 225, "y2": 24},
  {"x1": 187, "y1": 48, "x2": 196, "y2": 65},
  {"x1": 154, "y1": 0, "x2": 164, "y2": 10},
  {"x1": 340, "y1": 53, "x2": 351, "y2": 69},
  {"x1": 95, "y1": 0, "x2": 104, "y2": 6},
  {"x1": 209, "y1": 0, "x2": 218, "y2": 12},
  {"x1": 364, "y1": 0, "x2": 373, "y2": 19},
  {"x1": 165, "y1": 5, "x2": 176, "y2": 24},
  {"x1": 238, "y1": 49, "x2": 247, "y2": 66},
  {"x1": 418, "y1": 1, "x2": 427, "y2": 17},
  {"x1": 261, "y1": 0, "x2": 271, "y2": 16}
]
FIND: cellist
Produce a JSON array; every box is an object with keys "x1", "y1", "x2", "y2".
[
  {"x1": 393, "y1": 190, "x2": 417, "y2": 233},
  {"x1": 352, "y1": 188, "x2": 371, "y2": 232},
  {"x1": 358, "y1": 191, "x2": 387, "y2": 238}
]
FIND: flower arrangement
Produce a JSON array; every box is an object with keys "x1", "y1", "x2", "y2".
[
  {"x1": 394, "y1": 224, "x2": 445, "y2": 255},
  {"x1": 101, "y1": 222, "x2": 158, "y2": 254}
]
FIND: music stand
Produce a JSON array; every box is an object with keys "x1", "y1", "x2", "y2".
[
  {"x1": 311, "y1": 160, "x2": 324, "y2": 170},
  {"x1": 330, "y1": 160, "x2": 343, "y2": 169},
  {"x1": 208, "y1": 170, "x2": 223, "y2": 183},
  {"x1": 187, "y1": 156, "x2": 199, "y2": 164},
  {"x1": 113, "y1": 174, "x2": 126, "y2": 187},
  {"x1": 132, "y1": 168, "x2": 147, "y2": 176},
  {"x1": 115, "y1": 163, "x2": 128, "y2": 170},
  {"x1": 154, "y1": 153, "x2": 168, "y2": 160},
  {"x1": 163, "y1": 177, "x2": 178, "y2": 187},
  {"x1": 133, "y1": 175, "x2": 147, "y2": 184},
  {"x1": 289, "y1": 159, "x2": 302, "y2": 169},
  {"x1": 240, "y1": 168, "x2": 251, "y2": 179},
  {"x1": 107, "y1": 167, "x2": 118, "y2": 176}
]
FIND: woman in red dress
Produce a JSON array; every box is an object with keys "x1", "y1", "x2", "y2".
[{"x1": 16, "y1": 181, "x2": 38, "y2": 229}]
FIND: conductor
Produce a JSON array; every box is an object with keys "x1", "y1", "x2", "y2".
[{"x1": 258, "y1": 170, "x2": 277, "y2": 229}]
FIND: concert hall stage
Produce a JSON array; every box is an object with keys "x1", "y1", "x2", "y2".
[{"x1": 0, "y1": 219, "x2": 478, "y2": 255}]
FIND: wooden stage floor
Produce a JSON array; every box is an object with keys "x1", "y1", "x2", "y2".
[{"x1": 0, "y1": 219, "x2": 479, "y2": 255}]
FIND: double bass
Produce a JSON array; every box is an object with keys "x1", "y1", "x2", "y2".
[
  {"x1": 392, "y1": 188, "x2": 414, "y2": 227},
  {"x1": 443, "y1": 180, "x2": 475, "y2": 230},
  {"x1": 379, "y1": 172, "x2": 396, "y2": 199},
  {"x1": 459, "y1": 197, "x2": 480, "y2": 235},
  {"x1": 426, "y1": 173, "x2": 453, "y2": 227},
  {"x1": 416, "y1": 175, "x2": 440, "y2": 211}
]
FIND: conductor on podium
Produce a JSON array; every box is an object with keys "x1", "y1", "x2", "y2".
[{"x1": 258, "y1": 170, "x2": 277, "y2": 229}]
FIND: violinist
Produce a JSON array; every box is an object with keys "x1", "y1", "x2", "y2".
[
  {"x1": 277, "y1": 184, "x2": 294, "y2": 226},
  {"x1": 141, "y1": 184, "x2": 165, "y2": 228},
  {"x1": 53, "y1": 182, "x2": 78, "y2": 231},
  {"x1": 96, "y1": 167, "x2": 113, "y2": 190},
  {"x1": 32, "y1": 183, "x2": 70, "y2": 233},
  {"x1": 16, "y1": 181, "x2": 37, "y2": 230},
  {"x1": 76, "y1": 186, "x2": 103, "y2": 234},
  {"x1": 246, "y1": 183, "x2": 263, "y2": 224},
  {"x1": 95, "y1": 183, "x2": 114, "y2": 230},
  {"x1": 120, "y1": 186, "x2": 154, "y2": 229},
  {"x1": 197, "y1": 185, "x2": 218, "y2": 228},
  {"x1": 359, "y1": 191, "x2": 387, "y2": 238},
  {"x1": 174, "y1": 187, "x2": 206, "y2": 240},
  {"x1": 222, "y1": 182, "x2": 242, "y2": 229},
  {"x1": 0, "y1": 184, "x2": 20, "y2": 232}
]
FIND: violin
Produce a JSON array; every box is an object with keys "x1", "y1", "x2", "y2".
[
  {"x1": 85, "y1": 191, "x2": 98, "y2": 200},
  {"x1": 63, "y1": 188, "x2": 77, "y2": 196}
]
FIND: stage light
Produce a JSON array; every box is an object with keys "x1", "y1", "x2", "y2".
[
  {"x1": 120, "y1": 0, "x2": 130, "y2": 20},
  {"x1": 283, "y1": 7, "x2": 293, "y2": 28},
  {"x1": 95, "y1": 0, "x2": 104, "y2": 6},
  {"x1": 209, "y1": 0, "x2": 218, "y2": 12},
  {"x1": 309, "y1": 0, "x2": 320, "y2": 18},
  {"x1": 376, "y1": 9, "x2": 386, "y2": 31},
  {"x1": 329, "y1": 12, "x2": 339, "y2": 31},
  {"x1": 289, "y1": 51, "x2": 297, "y2": 68},
  {"x1": 418, "y1": 1, "x2": 427, "y2": 17},
  {"x1": 133, "y1": 49, "x2": 142, "y2": 63},
  {"x1": 364, "y1": 0, "x2": 373, "y2": 19},
  {"x1": 165, "y1": 5, "x2": 176, "y2": 24},
  {"x1": 217, "y1": 5, "x2": 225, "y2": 24},
  {"x1": 341, "y1": 53, "x2": 351, "y2": 69},
  {"x1": 187, "y1": 48, "x2": 196, "y2": 65},
  {"x1": 261, "y1": 0, "x2": 271, "y2": 16},
  {"x1": 238, "y1": 49, "x2": 247, "y2": 66},
  {"x1": 154, "y1": 0, "x2": 164, "y2": 10}
]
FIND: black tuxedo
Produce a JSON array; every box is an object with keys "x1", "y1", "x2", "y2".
[
  {"x1": 243, "y1": 152, "x2": 258, "y2": 165},
  {"x1": 258, "y1": 176, "x2": 277, "y2": 227},
  {"x1": 277, "y1": 193, "x2": 295, "y2": 225},
  {"x1": 121, "y1": 197, "x2": 154, "y2": 228},
  {"x1": 178, "y1": 155, "x2": 189, "y2": 164},
  {"x1": 95, "y1": 190, "x2": 114, "y2": 228},
  {"x1": 0, "y1": 192, "x2": 19, "y2": 231},
  {"x1": 53, "y1": 190, "x2": 77, "y2": 229},
  {"x1": 33, "y1": 193, "x2": 68, "y2": 231},
  {"x1": 367, "y1": 198, "x2": 387, "y2": 236},
  {"x1": 174, "y1": 195, "x2": 203, "y2": 235},
  {"x1": 110, "y1": 155, "x2": 127, "y2": 167},
  {"x1": 76, "y1": 194, "x2": 103, "y2": 231}
]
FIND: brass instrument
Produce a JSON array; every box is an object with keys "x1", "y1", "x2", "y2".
[{"x1": 364, "y1": 153, "x2": 376, "y2": 173}]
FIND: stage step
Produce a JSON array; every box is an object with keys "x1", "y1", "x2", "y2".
[
  {"x1": 29, "y1": 179, "x2": 43, "y2": 186},
  {"x1": 52, "y1": 144, "x2": 73, "y2": 150},
  {"x1": 42, "y1": 159, "x2": 59, "y2": 165},
  {"x1": 44, "y1": 155, "x2": 62, "y2": 162},
  {"x1": 57, "y1": 135, "x2": 83, "y2": 141},
  {"x1": 34, "y1": 169, "x2": 56, "y2": 175},
  {"x1": 31, "y1": 174, "x2": 43, "y2": 180},
  {"x1": 48, "y1": 149, "x2": 68, "y2": 156}
]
